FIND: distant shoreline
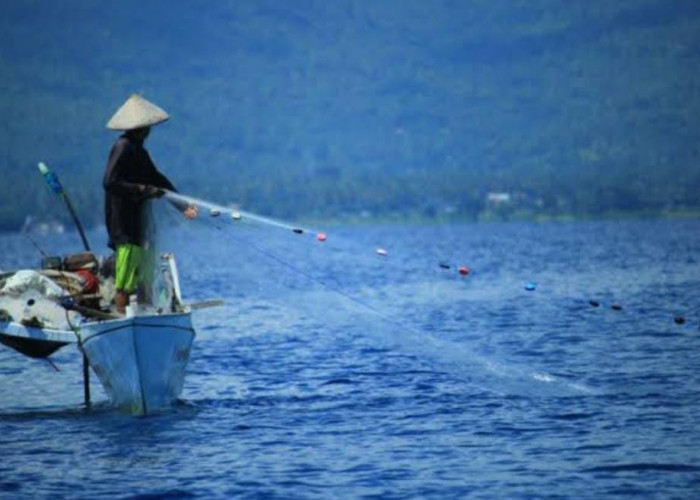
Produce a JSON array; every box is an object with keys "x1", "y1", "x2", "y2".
[
  {"x1": 299, "y1": 209, "x2": 700, "y2": 227},
  {"x1": 4, "y1": 208, "x2": 699, "y2": 235}
]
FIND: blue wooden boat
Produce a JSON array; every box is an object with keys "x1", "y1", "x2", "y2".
[{"x1": 0, "y1": 254, "x2": 204, "y2": 415}]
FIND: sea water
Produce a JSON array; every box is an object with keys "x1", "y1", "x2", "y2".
[{"x1": 1, "y1": 218, "x2": 699, "y2": 499}]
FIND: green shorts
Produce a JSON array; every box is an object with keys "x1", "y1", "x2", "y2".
[{"x1": 115, "y1": 244, "x2": 143, "y2": 293}]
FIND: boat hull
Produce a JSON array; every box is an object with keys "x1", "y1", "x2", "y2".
[
  {"x1": 0, "y1": 320, "x2": 77, "y2": 357},
  {"x1": 80, "y1": 312, "x2": 195, "y2": 415}
]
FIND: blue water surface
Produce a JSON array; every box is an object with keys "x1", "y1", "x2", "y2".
[{"x1": 1, "y1": 218, "x2": 699, "y2": 499}]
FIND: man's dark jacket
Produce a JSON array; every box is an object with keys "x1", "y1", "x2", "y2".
[{"x1": 103, "y1": 134, "x2": 176, "y2": 250}]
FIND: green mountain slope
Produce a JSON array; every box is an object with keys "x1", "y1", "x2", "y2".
[{"x1": 1, "y1": 0, "x2": 699, "y2": 229}]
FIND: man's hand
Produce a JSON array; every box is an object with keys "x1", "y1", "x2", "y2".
[
  {"x1": 184, "y1": 205, "x2": 198, "y2": 219},
  {"x1": 147, "y1": 186, "x2": 165, "y2": 198},
  {"x1": 140, "y1": 185, "x2": 165, "y2": 198}
]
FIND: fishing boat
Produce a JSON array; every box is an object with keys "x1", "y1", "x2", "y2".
[
  {"x1": 4, "y1": 160, "x2": 312, "y2": 415},
  {"x1": 0, "y1": 161, "x2": 209, "y2": 415},
  {"x1": 79, "y1": 310, "x2": 194, "y2": 414},
  {"x1": 0, "y1": 252, "x2": 199, "y2": 415}
]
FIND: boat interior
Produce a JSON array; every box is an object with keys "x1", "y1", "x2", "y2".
[{"x1": 0, "y1": 251, "x2": 184, "y2": 358}]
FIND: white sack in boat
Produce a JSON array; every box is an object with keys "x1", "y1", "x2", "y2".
[
  {"x1": 1, "y1": 270, "x2": 66, "y2": 299},
  {"x1": 0, "y1": 291, "x2": 80, "y2": 330},
  {"x1": 0, "y1": 271, "x2": 83, "y2": 330}
]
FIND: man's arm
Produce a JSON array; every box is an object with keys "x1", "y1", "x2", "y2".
[
  {"x1": 143, "y1": 150, "x2": 177, "y2": 192},
  {"x1": 103, "y1": 140, "x2": 145, "y2": 197},
  {"x1": 143, "y1": 155, "x2": 197, "y2": 218}
]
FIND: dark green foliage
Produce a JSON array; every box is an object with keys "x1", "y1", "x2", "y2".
[{"x1": 1, "y1": 0, "x2": 699, "y2": 229}]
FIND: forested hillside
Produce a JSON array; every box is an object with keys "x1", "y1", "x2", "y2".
[{"x1": 1, "y1": 0, "x2": 699, "y2": 229}]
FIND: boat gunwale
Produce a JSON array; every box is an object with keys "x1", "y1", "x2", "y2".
[{"x1": 80, "y1": 313, "x2": 196, "y2": 347}]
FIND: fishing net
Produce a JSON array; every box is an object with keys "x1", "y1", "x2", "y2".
[
  {"x1": 145, "y1": 191, "x2": 592, "y2": 397},
  {"x1": 138, "y1": 201, "x2": 181, "y2": 311}
]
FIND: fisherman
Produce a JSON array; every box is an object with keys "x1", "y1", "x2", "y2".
[{"x1": 103, "y1": 94, "x2": 197, "y2": 314}]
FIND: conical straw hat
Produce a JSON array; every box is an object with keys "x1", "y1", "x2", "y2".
[{"x1": 106, "y1": 94, "x2": 169, "y2": 130}]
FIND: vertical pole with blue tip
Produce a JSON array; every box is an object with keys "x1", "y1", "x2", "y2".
[
  {"x1": 37, "y1": 162, "x2": 92, "y2": 410},
  {"x1": 38, "y1": 162, "x2": 91, "y2": 253}
]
